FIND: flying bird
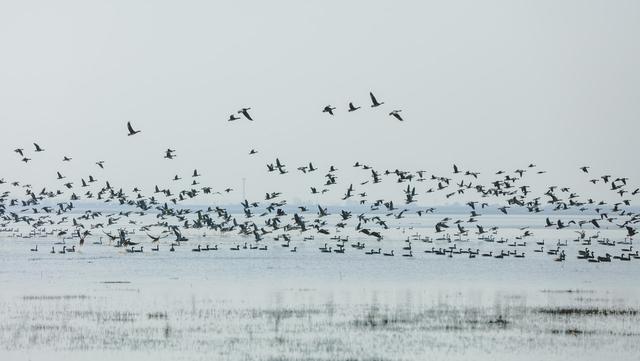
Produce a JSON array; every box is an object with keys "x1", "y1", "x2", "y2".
[
  {"x1": 389, "y1": 110, "x2": 403, "y2": 121},
  {"x1": 369, "y1": 92, "x2": 384, "y2": 107},
  {"x1": 323, "y1": 105, "x2": 336, "y2": 115},
  {"x1": 238, "y1": 108, "x2": 253, "y2": 121},
  {"x1": 127, "y1": 122, "x2": 141, "y2": 136}
]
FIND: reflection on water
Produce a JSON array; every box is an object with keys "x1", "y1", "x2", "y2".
[{"x1": 1, "y1": 286, "x2": 639, "y2": 361}]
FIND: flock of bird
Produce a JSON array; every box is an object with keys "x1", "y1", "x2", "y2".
[{"x1": 1, "y1": 92, "x2": 639, "y2": 265}]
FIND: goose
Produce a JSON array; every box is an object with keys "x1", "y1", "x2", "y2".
[
  {"x1": 389, "y1": 110, "x2": 403, "y2": 121},
  {"x1": 383, "y1": 250, "x2": 394, "y2": 256},
  {"x1": 365, "y1": 248, "x2": 380, "y2": 255},
  {"x1": 126, "y1": 121, "x2": 141, "y2": 136},
  {"x1": 192, "y1": 245, "x2": 201, "y2": 252},
  {"x1": 369, "y1": 92, "x2": 383, "y2": 107},
  {"x1": 322, "y1": 105, "x2": 336, "y2": 115},
  {"x1": 238, "y1": 107, "x2": 253, "y2": 120},
  {"x1": 30, "y1": 245, "x2": 38, "y2": 252},
  {"x1": 348, "y1": 102, "x2": 360, "y2": 112}
]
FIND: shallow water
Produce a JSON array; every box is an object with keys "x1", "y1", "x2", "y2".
[{"x1": 0, "y1": 214, "x2": 639, "y2": 360}]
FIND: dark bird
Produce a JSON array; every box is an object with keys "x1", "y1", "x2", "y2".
[
  {"x1": 369, "y1": 92, "x2": 384, "y2": 107},
  {"x1": 127, "y1": 122, "x2": 141, "y2": 136},
  {"x1": 389, "y1": 110, "x2": 403, "y2": 121},
  {"x1": 323, "y1": 105, "x2": 336, "y2": 115},
  {"x1": 228, "y1": 114, "x2": 240, "y2": 121},
  {"x1": 348, "y1": 102, "x2": 360, "y2": 112},
  {"x1": 33, "y1": 143, "x2": 44, "y2": 152},
  {"x1": 238, "y1": 108, "x2": 253, "y2": 121}
]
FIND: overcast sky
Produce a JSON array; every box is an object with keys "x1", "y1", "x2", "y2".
[{"x1": 0, "y1": 0, "x2": 638, "y2": 205}]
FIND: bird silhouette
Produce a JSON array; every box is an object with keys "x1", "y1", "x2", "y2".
[
  {"x1": 238, "y1": 108, "x2": 253, "y2": 121},
  {"x1": 323, "y1": 105, "x2": 336, "y2": 115},
  {"x1": 369, "y1": 92, "x2": 383, "y2": 107},
  {"x1": 389, "y1": 110, "x2": 403, "y2": 121},
  {"x1": 127, "y1": 122, "x2": 141, "y2": 136}
]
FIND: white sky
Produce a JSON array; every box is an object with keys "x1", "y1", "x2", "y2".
[{"x1": 0, "y1": 0, "x2": 638, "y2": 205}]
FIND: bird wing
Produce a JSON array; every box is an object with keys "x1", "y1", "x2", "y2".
[
  {"x1": 369, "y1": 92, "x2": 378, "y2": 104},
  {"x1": 127, "y1": 122, "x2": 135, "y2": 133}
]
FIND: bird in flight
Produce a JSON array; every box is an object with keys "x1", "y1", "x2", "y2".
[
  {"x1": 323, "y1": 105, "x2": 336, "y2": 115},
  {"x1": 14, "y1": 148, "x2": 24, "y2": 156},
  {"x1": 369, "y1": 92, "x2": 384, "y2": 107},
  {"x1": 348, "y1": 102, "x2": 361, "y2": 112},
  {"x1": 127, "y1": 122, "x2": 141, "y2": 136},
  {"x1": 389, "y1": 110, "x2": 403, "y2": 121},
  {"x1": 96, "y1": 161, "x2": 105, "y2": 169},
  {"x1": 228, "y1": 114, "x2": 240, "y2": 121},
  {"x1": 238, "y1": 108, "x2": 253, "y2": 121},
  {"x1": 164, "y1": 149, "x2": 176, "y2": 159},
  {"x1": 33, "y1": 143, "x2": 45, "y2": 152}
]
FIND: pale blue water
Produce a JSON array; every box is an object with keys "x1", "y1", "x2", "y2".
[{"x1": 0, "y1": 214, "x2": 638, "y2": 360}]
